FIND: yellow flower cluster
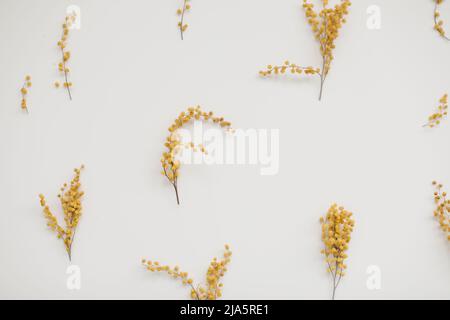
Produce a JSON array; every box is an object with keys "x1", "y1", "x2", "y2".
[
  {"x1": 320, "y1": 203, "x2": 354, "y2": 300},
  {"x1": 177, "y1": 0, "x2": 192, "y2": 40},
  {"x1": 142, "y1": 245, "x2": 232, "y2": 300},
  {"x1": 423, "y1": 94, "x2": 448, "y2": 128},
  {"x1": 434, "y1": 0, "x2": 450, "y2": 40},
  {"x1": 161, "y1": 106, "x2": 232, "y2": 204},
  {"x1": 260, "y1": 0, "x2": 351, "y2": 101},
  {"x1": 259, "y1": 61, "x2": 320, "y2": 77},
  {"x1": 55, "y1": 13, "x2": 76, "y2": 100},
  {"x1": 304, "y1": 0, "x2": 351, "y2": 75},
  {"x1": 38, "y1": 165, "x2": 85, "y2": 261},
  {"x1": 20, "y1": 75, "x2": 32, "y2": 113},
  {"x1": 432, "y1": 181, "x2": 450, "y2": 241}
]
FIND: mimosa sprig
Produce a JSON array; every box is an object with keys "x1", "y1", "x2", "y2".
[
  {"x1": 142, "y1": 245, "x2": 232, "y2": 300},
  {"x1": 434, "y1": 0, "x2": 450, "y2": 40},
  {"x1": 177, "y1": 0, "x2": 192, "y2": 40},
  {"x1": 55, "y1": 13, "x2": 77, "y2": 100},
  {"x1": 432, "y1": 181, "x2": 450, "y2": 241},
  {"x1": 423, "y1": 94, "x2": 448, "y2": 128},
  {"x1": 161, "y1": 106, "x2": 233, "y2": 205},
  {"x1": 320, "y1": 203, "x2": 355, "y2": 300},
  {"x1": 39, "y1": 165, "x2": 85, "y2": 261},
  {"x1": 260, "y1": 0, "x2": 351, "y2": 101},
  {"x1": 20, "y1": 75, "x2": 32, "y2": 113}
]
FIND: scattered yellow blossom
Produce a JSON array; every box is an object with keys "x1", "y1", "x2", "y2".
[
  {"x1": 320, "y1": 203, "x2": 355, "y2": 300},
  {"x1": 39, "y1": 165, "x2": 85, "y2": 261},
  {"x1": 423, "y1": 94, "x2": 448, "y2": 128},
  {"x1": 434, "y1": 0, "x2": 450, "y2": 40},
  {"x1": 20, "y1": 75, "x2": 32, "y2": 113},
  {"x1": 260, "y1": 62, "x2": 320, "y2": 77},
  {"x1": 177, "y1": 0, "x2": 192, "y2": 40},
  {"x1": 432, "y1": 181, "x2": 450, "y2": 241},
  {"x1": 56, "y1": 12, "x2": 77, "y2": 100},
  {"x1": 142, "y1": 245, "x2": 232, "y2": 300}
]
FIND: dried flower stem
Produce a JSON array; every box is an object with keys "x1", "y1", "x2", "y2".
[
  {"x1": 432, "y1": 181, "x2": 450, "y2": 241},
  {"x1": 423, "y1": 94, "x2": 448, "y2": 128},
  {"x1": 163, "y1": 166, "x2": 180, "y2": 205},
  {"x1": 60, "y1": 46, "x2": 72, "y2": 100},
  {"x1": 177, "y1": 0, "x2": 191, "y2": 40},
  {"x1": 330, "y1": 263, "x2": 343, "y2": 300},
  {"x1": 56, "y1": 13, "x2": 76, "y2": 100},
  {"x1": 259, "y1": 0, "x2": 351, "y2": 101},
  {"x1": 20, "y1": 75, "x2": 32, "y2": 113},
  {"x1": 320, "y1": 204, "x2": 354, "y2": 300},
  {"x1": 434, "y1": 0, "x2": 450, "y2": 40},
  {"x1": 142, "y1": 245, "x2": 232, "y2": 300},
  {"x1": 39, "y1": 165, "x2": 85, "y2": 261},
  {"x1": 161, "y1": 106, "x2": 233, "y2": 205},
  {"x1": 319, "y1": 54, "x2": 327, "y2": 101}
]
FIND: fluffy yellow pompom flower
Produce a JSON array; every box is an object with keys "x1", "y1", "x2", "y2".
[
  {"x1": 320, "y1": 203, "x2": 355, "y2": 300},
  {"x1": 20, "y1": 75, "x2": 32, "y2": 113},
  {"x1": 142, "y1": 245, "x2": 232, "y2": 300},
  {"x1": 56, "y1": 12, "x2": 77, "y2": 100},
  {"x1": 161, "y1": 106, "x2": 233, "y2": 205},
  {"x1": 423, "y1": 94, "x2": 448, "y2": 128},
  {"x1": 177, "y1": 0, "x2": 192, "y2": 40},
  {"x1": 39, "y1": 165, "x2": 85, "y2": 261},
  {"x1": 260, "y1": 0, "x2": 351, "y2": 101},
  {"x1": 434, "y1": 0, "x2": 450, "y2": 41},
  {"x1": 432, "y1": 181, "x2": 450, "y2": 241}
]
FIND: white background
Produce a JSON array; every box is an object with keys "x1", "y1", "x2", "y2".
[{"x1": 0, "y1": 0, "x2": 449, "y2": 300}]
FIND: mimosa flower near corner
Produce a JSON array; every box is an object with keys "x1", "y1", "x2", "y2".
[
  {"x1": 161, "y1": 106, "x2": 233, "y2": 205},
  {"x1": 177, "y1": 0, "x2": 192, "y2": 40},
  {"x1": 434, "y1": 0, "x2": 450, "y2": 41},
  {"x1": 38, "y1": 165, "x2": 85, "y2": 261},
  {"x1": 142, "y1": 245, "x2": 232, "y2": 300},
  {"x1": 55, "y1": 12, "x2": 77, "y2": 100},
  {"x1": 423, "y1": 94, "x2": 448, "y2": 128},
  {"x1": 432, "y1": 181, "x2": 450, "y2": 241},
  {"x1": 259, "y1": 0, "x2": 351, "y2": 101},
  {"x1": 320, "y1": 203, "x2": 355, "y2": 300},
  {"x1": 20, "y1": 75, "x2": 32, "y2": 113}
]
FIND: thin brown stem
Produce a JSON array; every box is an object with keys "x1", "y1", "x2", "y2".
[
  {"x1": 319, "y1": 71, "x2": 326, "y2": 101},
  {"x1": 60, "y1": 48, "x2": 72, "y2": 100},
  {"x1": 163, "y1": 167, "x2": 180, "y2": 205},
  {"x1": 189, "y1": 283, "x2": 201, "y2": 300},
  {"x1": 332, "y1": 279, "x2": 337, "y2": 300},
  {"x1": 332, "y1": 265, "x2": 343, "y2": 300},
  {"x1": 325, "y1": 252, "x2": 339, "y2": 300},
  {"x1": 173, "y1": 181, "x2": 180, "y2": 205},
  {"x1": 319, "y1": 12, "x2": 328, "y2": 101},
  {"x1": 21, "y1": 81, "x2": 29, "y2": 114},
  {"x1": 179, "y1": 0, "x2": 188, "y2": 40},
  {"x1": 434, "y1": 1, "x2": 450, "y2": 41},
  {"x1": 319, "y1": 54, "x2": 327, "y2": 102},
  {"x1": 326, "y1": 261, "x2": 336, "y2": 282},
  {"x1": 67, "y1": 227, "x2": 77, "y2": 262}
]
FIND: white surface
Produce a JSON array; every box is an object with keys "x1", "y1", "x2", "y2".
[{"x1": 0, "y1": 0, "x2": 449, "y2": 300}]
